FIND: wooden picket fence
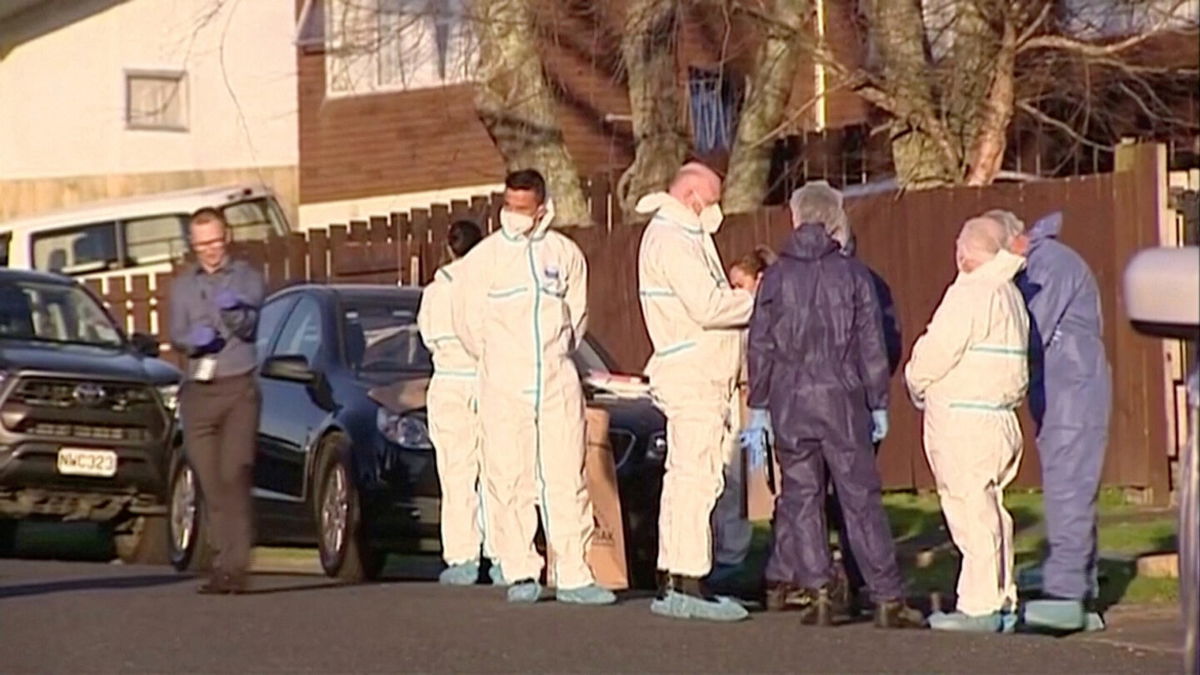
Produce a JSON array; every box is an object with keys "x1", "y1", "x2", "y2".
[{"x1": 87, "y1": 147, "x2": 1176, "y2": 495}]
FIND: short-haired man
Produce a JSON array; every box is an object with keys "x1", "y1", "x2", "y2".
[
  {"x1": 635, "y1": 162, "x2": 754, "y2": 621},
  {"x1": 905, "y1": 216, "x2": 1030, "y2": 632},
  {"x1": 169, "y1": 208, "x2": 266, "y2": 594},
  {"x1": 452, "y1": 170, "x2": 615, "y2": 605}
]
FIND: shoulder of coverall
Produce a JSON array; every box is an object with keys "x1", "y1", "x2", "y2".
[
  {"x1": 963, "y1": 248, "x2": 1027, "y2": 286},
  {"x1": 636, "y1": 192, "x2": 703, "y2": 234},
  {"x1": 435, "y1": 257, "x2": 469, "y2": 284}
]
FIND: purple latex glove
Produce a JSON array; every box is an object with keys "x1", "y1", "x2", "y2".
[
  {"x1": 188, "y1": 325, "x2": 218, "y2": 349},
  {"x1": 214, "y1": 287, "x2": 242, "y2": 311}
]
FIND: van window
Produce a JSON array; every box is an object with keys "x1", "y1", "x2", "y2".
[
  {"x1": 223, "y1": 198, "x2": 288, "y2": 242},
  {"x1": 32, "y1": 222, "x2": 119, "y2": 274},
  {"x1": 0, "y1": 233, "x2": 9, "y2": 267},
  {"x1": 125, "y1": 214, "x2": 188, "y2": 265}
]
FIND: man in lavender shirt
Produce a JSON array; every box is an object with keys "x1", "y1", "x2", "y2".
[{"x1": 169, "y1": 207, "x2": 265, "y2": 594}]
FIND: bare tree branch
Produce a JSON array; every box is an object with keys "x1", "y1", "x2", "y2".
[
  {"x1": 1018, "y1": 0, "x2": 1194, "y2": 55},
  {"x1": 1017, "y1": 101, "x2": 1114, "y2": 152}
]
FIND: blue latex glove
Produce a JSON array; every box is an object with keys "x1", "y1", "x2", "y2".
[
  {"x1": 746, "y1": 408, "x2": 772, "y2": 437},
  {"x1": 739, "y1": 408, "x2": 773, "y2": 469},
  {"x1": 741, "y1": 430, "x2": 768, "y2": 470},
  {"x1": 214, "y1": 287, "x2": 242, "y2": 311},
  {"x1": 871, "y1": 409, "x2": 889, "y2": 443},
  {"x1": 187, "y1": 324, "x2": 218, "y2": 349}
]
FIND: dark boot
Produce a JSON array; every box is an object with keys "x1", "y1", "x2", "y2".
[
  {"x1": 672, "y1": 574, "x2": 714, "y2": 600},
  {"x1": 874, "y1": 599, "x2": 926, "y2": 629},
  {"x1": 655, "y1": 570, "x2": 673, "y2": 601},
  {"x1": 765, "y1": 582, "x2": 805, "y2": 612},
  {"x1": 798, "y1": 585, "x2": 845, "y2": 626},
  {"x1": 197, "y1": 571, "x2": 233, "y2": 595}
]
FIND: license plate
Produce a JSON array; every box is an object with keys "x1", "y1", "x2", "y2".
[{"x1": 56, "y1": 448, "x2": 118, "y2": 477}]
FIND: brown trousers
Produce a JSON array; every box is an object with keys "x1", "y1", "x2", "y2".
[{"x1": 181, "y1": 373, "x2": 261, "y2": 576}]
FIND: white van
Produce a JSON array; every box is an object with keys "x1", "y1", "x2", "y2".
[{"x1": 0, "y1": 183, "x2": 291, "y2": 282}]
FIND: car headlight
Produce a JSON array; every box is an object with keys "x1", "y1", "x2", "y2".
[
  {"x1": 646, "y1": 431, "x2": 667, "y2": 464},
  {"x1": 156, "y1": 384, "x2": 180, "y2": 413},
  {"x1": 377, "y1": 409, "x2": 432, "y2": 449}
]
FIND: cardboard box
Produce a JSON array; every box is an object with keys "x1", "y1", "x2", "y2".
[{"x1": 546, "y1": 406, "x2": 629, "y2": 590}]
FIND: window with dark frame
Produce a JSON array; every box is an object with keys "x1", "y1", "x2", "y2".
[
  {"x1": 688, "y1": 67, "x2": 741, "y2": 155},
  {"x1": 125, "y1": 70, "x2": 187, "y2": 131}
]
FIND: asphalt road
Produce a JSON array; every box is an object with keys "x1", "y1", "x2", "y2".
[{"x1": 0, "y1": 558, "x2": 1183, "y2": 674}]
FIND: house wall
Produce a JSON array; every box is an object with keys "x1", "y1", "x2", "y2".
[
  {"x1": 0, "y1": 0, "x2": 298, "y2": 217},
  {"x1": 298, "y1": 2, "x2": 635, "y2": 221}
]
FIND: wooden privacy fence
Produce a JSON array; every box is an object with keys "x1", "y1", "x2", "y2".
[{"x1": 90, "y1": 146, "x2": 1170, "y2": 494}]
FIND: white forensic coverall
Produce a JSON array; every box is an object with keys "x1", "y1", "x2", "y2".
[
  {"x1": 711, "y1": 346, "x2": 753, "y2": 568},
  {"x1": 417, "y1": 259, "x2": 493, "y2": 566},
  {"x1": 452, "y1": 203, "x2": 596, "y2": 590},
  {"x1": 905, "y1": 249, "x2": 1030, "y2": 617},
  {"x1": 636, "y1": 193, "x2": 754, "y2": 578}
]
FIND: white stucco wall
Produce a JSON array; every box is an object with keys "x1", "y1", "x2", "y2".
[{"x1": 0, "y1": 0, "x2": 298, "y2": 180}]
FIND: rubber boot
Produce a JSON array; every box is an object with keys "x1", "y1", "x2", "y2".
[
  {"x1": 655, "y1": 569, "x2": 672, "y2": 601},
  {"x1": 874, "y1": 599, "x2": 926, "y2": 629},
  {"x1": 798, "y1": 586, "x2": 842, "y2": 627},
  {"x1": 765, "y1": 582, "x2": 796, "y2": 612}
]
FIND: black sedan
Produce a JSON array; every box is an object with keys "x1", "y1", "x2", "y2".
[{"x1": 166, "y1": 284, "x2": 666, "y2": 584}]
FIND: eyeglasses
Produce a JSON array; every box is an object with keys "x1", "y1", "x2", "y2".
[{"x1": 191, "y1": 236, "x2": 225, "y2": 250}]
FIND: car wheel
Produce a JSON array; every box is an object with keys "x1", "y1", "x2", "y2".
[
  {"x1": 113, "y1": 515, "x2": 170, "y2": 565},
  {"x1": 0, "y1": 519, "x2": 17, "y2": 557},
  {"x1": 316, "y1": 436, "x2": 384, "y2": 583},
  {"x1": 167, "y1": 460, "x2": 214, "y2": 572}
]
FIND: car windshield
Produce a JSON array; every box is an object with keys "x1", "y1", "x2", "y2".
[
  {"x1": 341, "y1": 298, "x2": 432, "y2": 373},
  {"x1": 0, "y1": 279, "x2": 123, "y2": 348}
]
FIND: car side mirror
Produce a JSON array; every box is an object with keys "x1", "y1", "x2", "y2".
[
  {"x1": 261, "y1": 354, "x2": 337, "y2": 411},
  {"x1": 261, "y1": 354, "x2": 316, "y2": 384},
  {"x1": 1123, "y1": 247, "x2": 1200, "y2": 340},
  {"x1": 130, "y1": 332, "x2": 160, "y2": 358}
]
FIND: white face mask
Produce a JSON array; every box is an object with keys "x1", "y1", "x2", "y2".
[
  {"x1": 699, "y1": 202, "x2": 724, "y2": 234},
  {"x1": 499, "y1": 208, "x2": 535, "y2": 235}
]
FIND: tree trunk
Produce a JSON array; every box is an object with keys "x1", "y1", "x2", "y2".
[
  {"x1": 964, "y1": 20, "x2": 1017, "y2": 185},
  {"x1": 944, "y1": 0, "x2": 1001, "y2": 166},
  {"x1": 472, "y1": 0, "x2": 591, "y2": 226},
  {"x1": 723, "y1": 0, "x2": 808, "y2": 215},
  {"x1": 865, "y1": 0, "x2": 958, "y2": 188},
  {"x1": 616, "y1": 0, "x2": 689, "y2": 223}
]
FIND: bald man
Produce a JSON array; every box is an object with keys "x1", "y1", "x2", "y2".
[
  {"x1": 635, "y1": 163, "x2": 754, "y2": 622},
  {"x1": 905, "y1": 216, "x2": 1030, "y2": 632}
]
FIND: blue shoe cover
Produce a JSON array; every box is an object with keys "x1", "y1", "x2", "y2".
[
  {"x1": 1023, "y1": 599, "x2": 1086, "y2": 633},
  {"x1": 556, "y1": 583, "x2": 617, "y2": 605},
  {"x1": 1083, "y1": 611, "x2": 1106, "y2": 632},
  {"x1": 649, "y1": 590, "x2": 749, "y2": 622},
  {"x1": 438, "y1": 561, "x2": 480, "y2": 586},
  {"x1": 507, "y1": 580, "x2": 542, "y2": 604},
  {"x1": 929, "y1": 611, "x2": 1007, "y2": 632},
  {"x1": 488, "y1": 561, "x2": 505, "y2": 586}
]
